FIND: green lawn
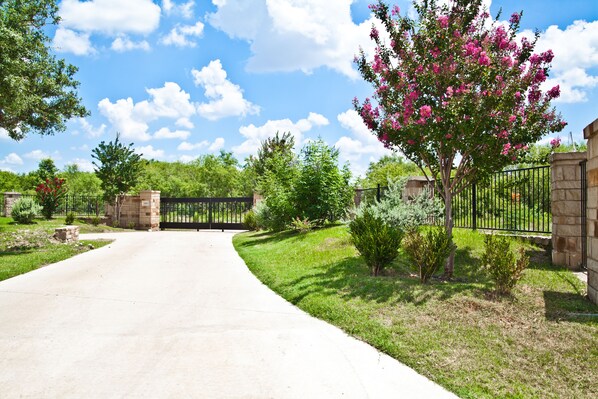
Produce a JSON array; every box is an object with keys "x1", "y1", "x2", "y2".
[
  {"x1": 0, "y1": 216, "x2": 119, "y2": 281},
  {"x1": 233, "y1": 226, "x2": 598, "y2": 399}
]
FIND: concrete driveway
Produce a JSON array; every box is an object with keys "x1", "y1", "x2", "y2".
[{"x1": 0, "y1": 231, "x2": 457, "y2": 398}]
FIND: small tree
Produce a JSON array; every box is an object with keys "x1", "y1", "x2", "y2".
[
  {"x1": 35, "y1": 176, "x2": 67, "y2": 219},
  {"x1": 355, "y1": 0, "x2": 566, "y2": 277},
  {"x1": 35, "y1": 158, "x2": 58, "y2": 184},
  {"x1": 294, "y1": 139, "x2": 353, "y2": 224},
  {"x1": 91, "y1": 135, "x2": 143, "y2": 226},
  {"x1": 0, "y1": 0, "x2": 88, "y2": 140}
]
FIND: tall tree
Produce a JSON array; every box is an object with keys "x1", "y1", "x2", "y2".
[
  {"x1": 91, "y1": 135, "x2": 143, "y2": 226},
  {"x1": 0, "y1": 0, "x2": 88, "y2": 140},
  {"x1": 355, "y1": 0, "x2": 565, "y2": 277},
  {"x1": 35, "y1": 158, "x2": 58, "y2": 183}
]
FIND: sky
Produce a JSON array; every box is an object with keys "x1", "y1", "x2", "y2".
[{"x1": 1, "y1": 0, "x2": 598, "y2": 179}]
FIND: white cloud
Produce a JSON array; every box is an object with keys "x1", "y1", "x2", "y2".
[
  {"x1": 77, "y1": 118, "x2": 106, "y2": 138},
  {"x1": 111, "y1": 36, "x2": 151, "y2": 52},
  {"x1": 175, "y1": 117, "x2": 194, "y2": 129},
  {"x1": 179, "y1": 155, "x2": 197, "y2": 163},
  {"x1": 233, "y1": 112, "x2": 328, "y2": 156},
  {"x1": 136, "y1": 145, "x2": 165, "y2": 160},
  {"x1": 72, "y1": 158, "x2": 95, "y2": 172},
  {"x1": 335, "y1": 109, "x2": 392, "y2": 177},
  {"x1": 0, "y1": 128, "x2": 10, "y2": 140},
  {"x1": 163, "y1": 0, "x2": 194, "y2": 18},
  {"x1": 60, "y1": 0, "x2": 161, "y2": 35},
  {"x1": 160, "y1": 20, "x2": 205, "y2": 47},
  {"x1": 522, "y1": 19, "x2": 598, "y2": 103},
  {"x1": 53, "y1": 28, "x2": 95, "y2": 56},
  {"x1": 177, "y1": 137, "x2": 225, "y2": 152},
  {"x1": 192, "y1": 59, "x2": 260, "y2": 120},
  {"x1": 24, "y1": 150, "x2": 52, "y2": 160},
  {"x1": 154, "y1": 127, "x2": 191, "y2": 140},
  {"x1": 209, "y1": 137, "x2": 225, "y2": 152},
  {"x1": 0, "y1": 153, "x2": 23, "y2": 166},
  {"x1": 207, "y1": 0, "x2": 383, "y2": 78},
  {"x1": 98, "y1": 82, "x2": 196, "y2": 141}
]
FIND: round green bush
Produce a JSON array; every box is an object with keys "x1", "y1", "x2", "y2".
[
  {"x1": 11, "y1": 197, "x2": 42, "y2": 224},
  {"x1": 349, "y1": 206, "x2": 403, "y2": 276},
  {"x1": 243, "y1": 209, "x2": 258, "y2": 231}
]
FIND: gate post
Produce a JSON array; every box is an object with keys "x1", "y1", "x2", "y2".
[
  {"x1": 139, "y1": 190, "x2": 160, "y2": 231},
  {"x1": 583, "y1": 117, "x2": 598, "y2": 304},
  {"x1": 3, "y1": 192, "x2": 21, "y2": 217},
  {"x1": 550, "y1": 152, "x2": 587, "y2": 270}
]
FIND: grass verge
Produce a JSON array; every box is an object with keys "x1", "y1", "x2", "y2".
[
  {"x1": 0, "y1": 216, "x2": 117, "y2": 281},
  {"x1": 233, "y1": 226, "x2": 598, "y2": 399}
]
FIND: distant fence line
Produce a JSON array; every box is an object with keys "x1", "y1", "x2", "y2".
[{"x1": 2, "y1": 194, "x2": 104, "y2": 217}]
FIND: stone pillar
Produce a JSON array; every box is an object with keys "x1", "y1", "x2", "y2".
[
  {"x1": 583, "y1": 117, "x2": 598, "y2": 304},
  {"x1": 252, "y1": 192, "x2": 263, "y2": 207},
  {"x1": 3, "y1": 192, "x2": 22, "y2": 217},
  {"x1": 139, "y1": 190, "x2": 160, "y2": 231},
  {"x1": 550, "y1": 152, "x2": 586, "y2": 270}
]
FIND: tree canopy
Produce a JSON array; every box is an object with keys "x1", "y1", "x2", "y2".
[
  {"x1": 0, "y1": 0, "x2": 88, "y2": 140},
  {"x1": 91, "y1": 135, "x2": 143, "y2": 225},
  {"x1": 355, "y1": 0, "x2": 566, "y2": 276}
]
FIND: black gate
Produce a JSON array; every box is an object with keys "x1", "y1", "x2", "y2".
[{"x1": 160, "y1": 197, "x2": 252, "y2": 230}]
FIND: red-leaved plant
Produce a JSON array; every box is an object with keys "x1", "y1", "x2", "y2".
[{"x1": 36, "y1": 177, "x2": 67, "y2": 219}]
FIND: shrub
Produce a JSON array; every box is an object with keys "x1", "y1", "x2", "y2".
[
  {"x1": 254, "y1": 200, "x2": 289, "y2": 231},
  {"x1": 482, "y1": 234, "x2": 529, "y2": 295},
  {"x1": 403, "y1": 227, "x2": 454, "y2": 283},
  {"x1": 65, "y1": 212, "x2": 75, "y2": 225},
  {"x1": 35, "y1": 177, "x2": 67, "y2": 219},
  {"x1": 369, "y1": 178, "x2": 444, "y2": 231},
  {"x1": 127, "y1": 221, "x2": 136, "y2": 230},
  {"x1": 290, "y1": 216, "x2": 313, "y2": 233},
  {"x1": 294, "y1": 139, "x2": 353, "y2": 225},
  {"x1": 349, "y1": 207, "x2": 403, "y2": 276},
  {"x1": 243, "y1": 209, "x2": 258, "y2": 231},
  {"x1": 90, "y1": 216, "x2": 101, "y2": 226},
  {"x1": 11, "y1": 197, "x2": 41, "y2": 224}
]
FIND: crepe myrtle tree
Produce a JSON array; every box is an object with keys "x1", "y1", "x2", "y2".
[{"x1": 354, "y1": 0, "x2": 566, "y2": 277}]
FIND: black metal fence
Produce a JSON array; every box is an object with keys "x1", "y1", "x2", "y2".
[
  {"x1": 452, "y1": 165, "x2": 551, "y2": 233},
  {"x1": 3, "y1": 194, "x2": 103, "y2": 217},
  {"x1": 354, "y1": 184, "x2": 388, "y2": 207}
]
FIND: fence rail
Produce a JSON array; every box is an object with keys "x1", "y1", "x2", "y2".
[
  {"x1": 452, "y1": 165, "x2": 551, "y2": 233},
  {"x1": 356, "y1": 166, "x2": 551, "y2": 234},
  {"x1": 3, "y1": 194, "x2": 104, "y2": 217}
]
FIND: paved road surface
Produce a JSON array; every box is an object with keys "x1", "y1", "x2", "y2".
[{"x1": 0, "y1": 231, "x2": 457, "y2": 398}]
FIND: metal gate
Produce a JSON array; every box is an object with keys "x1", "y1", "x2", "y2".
[{"x1": 160, "y1": 197, "x2": 252, "y2": 230}]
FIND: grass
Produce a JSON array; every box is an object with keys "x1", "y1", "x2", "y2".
[
  {"x1": 233, "y1": 226, "x2": 598, "y2": 399},
  {"x1": 0, "y1": 216, "x2": 122, "y2": 282}
]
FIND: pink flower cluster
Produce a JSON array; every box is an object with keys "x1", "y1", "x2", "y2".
[{"x1": 550, "y1": 137, "x2": 561, "y2": 149}]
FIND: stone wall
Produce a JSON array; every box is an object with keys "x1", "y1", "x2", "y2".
[
  {"x1": 583, "y1": 117, "x2": 598, "y2": 304},
  {"x1": 105, "y1": 190, "x2": 160, "y2": 231},
  {"x1": 550, "y1": 152, "x2": 586, "y2": 270},
  {"x1": 3, "y1": 192, "x2": 22, "y2": 217}
]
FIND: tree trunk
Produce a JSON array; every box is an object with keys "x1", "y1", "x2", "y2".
[{"x1": 443, "y1": 188, "x2": 455, "y2": 279}]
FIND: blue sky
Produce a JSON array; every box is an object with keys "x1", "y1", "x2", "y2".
[{"x1": 1, "y1": 0, "x2": 598, "y2": 178}]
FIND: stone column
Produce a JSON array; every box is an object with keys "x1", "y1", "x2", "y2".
[
  {"x1": 550, "y1": 152, "x2": 586, "y2": 270},
  {"x1": 583, "y1": 117, "x2": 598, "y2": 304},
  {"x1": 139, "y1": 190, "x2": 160, "y2": 231},
  {"x1": 3, "y1": 192, "x2": 22, "y2": 217}
]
